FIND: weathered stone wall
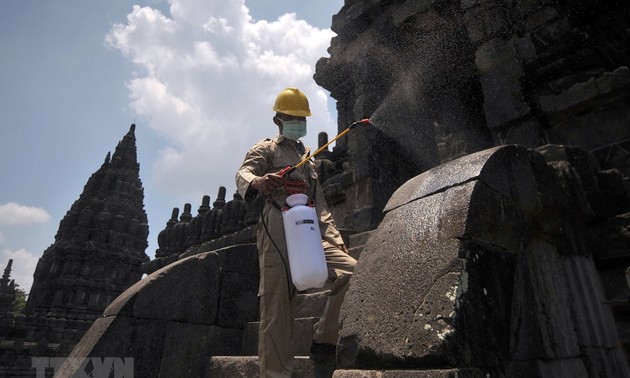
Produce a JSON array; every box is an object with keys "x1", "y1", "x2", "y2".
[
  {"x1": 57, "y1": 244, "x2": 259, "y2": 377},
  {"x1": 146, "y1": 187, "x2": 261, "y2": 274},
  {"x1": 336, "y1": 145, "x2": 629, "y2": 377},
  {"x1": 63, "y1": 143, "x2": 630, "y2": 378},
  {"x1": 314, "y1": 0, "x2": 630, "y2": 235}
]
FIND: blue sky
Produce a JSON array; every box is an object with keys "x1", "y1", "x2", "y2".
[{"x1": 0, "y1": 0, "x2": 343, "y2": 293}]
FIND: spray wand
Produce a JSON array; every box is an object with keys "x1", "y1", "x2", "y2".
[{"x1": 277, "y1": 118, "x2": 371, "y2": 177}]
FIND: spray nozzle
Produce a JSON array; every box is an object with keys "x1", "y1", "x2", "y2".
[{"x1": 349, "y1": 118, "x2": 372, "y2": 128}]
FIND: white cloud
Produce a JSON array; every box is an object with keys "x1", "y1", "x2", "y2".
[
  {"x1": 0, "y1": 203, "x2": 51, "y2": 225},
  {"x1": 0, "y1": 232, "x2": 5, "y2": 244},
  {"x1": 1, "y1": 248, "x2": 39, "y2": 293},
  {"x1": 106, "y1": 0, "x2": 337, "y2": 200}
]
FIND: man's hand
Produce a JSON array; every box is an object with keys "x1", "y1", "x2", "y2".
[{"x1": 251, "y1": 173, "x2": 283, "y2": 195}]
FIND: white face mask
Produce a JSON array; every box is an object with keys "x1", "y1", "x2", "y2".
[{"x1": 282, "y1": 120, "x2": 307, "y2": 140}]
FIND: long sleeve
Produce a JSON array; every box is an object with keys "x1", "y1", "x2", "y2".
[{"x1": 236, "y1": 140, "x2": 272, "y2": 201}]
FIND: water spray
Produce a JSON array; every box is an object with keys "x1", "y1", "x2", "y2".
[{"x1": 278, "y1": 118, "x2": 372, "y2": 177}]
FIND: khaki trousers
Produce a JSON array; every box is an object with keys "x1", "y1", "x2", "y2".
[{"x1": 257, "y1": 240, "x2": 356, "y2": 378}]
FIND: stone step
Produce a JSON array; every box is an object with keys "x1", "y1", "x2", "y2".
[
  {"x1": 241, "y1": 291, "x2": 329, "y2": 356},
  {"x1": 207, "y1": 361, "x2": 485, "y2": 378},
  {"x1": 242, "y1": 317, "x2": 319, "y2": 356},
  {"x1": 206, "y1": 356, "x2": 315, "y2": 378},
  {"x1": 332, "y1": 368, "x2": 484, "y2": 377}
]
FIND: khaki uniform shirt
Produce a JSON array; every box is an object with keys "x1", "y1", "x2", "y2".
[{"x1": 236, "y1": 135, "x2": 345, "y2": 295}]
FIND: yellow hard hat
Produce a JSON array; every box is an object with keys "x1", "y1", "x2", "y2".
[{"x1": 273, "y1": 88, "x2": 312, "y2": 117}]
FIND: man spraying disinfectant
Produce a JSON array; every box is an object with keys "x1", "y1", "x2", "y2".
[{"x1": 236, "y1": 88, "x2": 357, "y2": 377}]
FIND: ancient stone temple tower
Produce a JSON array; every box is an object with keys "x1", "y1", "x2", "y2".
[
  {"x1": 25, "y1": 124, "x2": 149, "y2": 345},
  {"x1": 0, "y1": 260, "x2": 16, "y2": 317}
]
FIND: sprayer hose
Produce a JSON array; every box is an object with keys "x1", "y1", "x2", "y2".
[{"x1": 259, "y1": 197, "x2": 295, "y2": 300}]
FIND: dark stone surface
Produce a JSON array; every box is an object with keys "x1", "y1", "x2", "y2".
[
  {"x1": 64, "y1": 244, "x2": 258, "y2": 377},
  {"x1": 215, "y1": 244, "x2": 260, "y2": 329},
  {"x1": 336, "y1": 145, "x2": 629, "y2": 374},
  {"x1": 333, "y1": 369, "x2": 484, "y2": 378},
  {"x1": 206, "y1": 356, "x2": 316, "y2": 378},
  {"x1": 597, "y1": 169, "x2": 630, "y2": 217},
  {"x1": 562, "y1": 257, "x2": 620, "y2": 349},
  {"x1": 62, "y1": 245, "x2": 260, "y2": 377},
  {"x1": 338, "y1": 177, "x2": 521, "y2": 369},
  {"x1": 56, "y1": 316, "x2": 168, "y2": 378},
  {"x1": 384, "y1": 145, "x2": 537, "y2": 212},
  {"x1": 105, "y1": 251, "x2": 222, "y2": 325},
  {"x1": 159, "y1": 322, "x2": 242, "y2": 377},
  {"x1": 510, "y1": 239, "x2": 579, "y2": 360},
  {"x1": 504, "y1": 358, "x2": 589, "y2": 378},
  {"x1": 217, "y1": 267, "x2": 259, "y2": 328}
]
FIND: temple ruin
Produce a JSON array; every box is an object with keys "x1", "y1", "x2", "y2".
[
  {"x1": 0, "y1": 125, "x2": 149, "y2": 376},
  {"x1": 1, "y1": 0, "x2": 630, "y2": 377}
]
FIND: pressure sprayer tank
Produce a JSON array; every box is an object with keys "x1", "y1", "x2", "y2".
[{"x1": 282, "y1": 193, "x2": 328, "y2": 291}]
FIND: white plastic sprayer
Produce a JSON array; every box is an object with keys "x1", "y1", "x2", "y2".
[{"x1": 282, "y1": 193, "x2": 328, "y2": 290}]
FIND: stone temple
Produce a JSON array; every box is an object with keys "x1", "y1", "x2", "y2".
[
  {"x1": 2, "y1": 0, "x2": 630, "y2": 377},
  {"x1": 26, "y1": 124, "x2": 149, "y2": 343},
  {"x1": 0, "y1": 125, "x2": 149, "y2": 376}
]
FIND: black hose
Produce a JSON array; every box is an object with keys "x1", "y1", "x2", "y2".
[{"x1": 259, "y1": 197, "x2": 295, "y2": 300}]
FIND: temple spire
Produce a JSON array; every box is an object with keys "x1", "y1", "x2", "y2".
[
  {"x1": 1, "y1": 259, "x2": 12, "y2": 286},
  {"x1": 25, "y1": 124, "x2": 149, "y2": 346}
]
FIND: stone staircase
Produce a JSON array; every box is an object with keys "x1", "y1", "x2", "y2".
[
  {"x1": 207, "y1": 356, "x2": 317, "y2": 377},
  {"x1": 207, "y1": 291, "x2": 330, "y2": 377},
  {"x1": 206, "y1": 230, "x2": 373, "y2": 377}
]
